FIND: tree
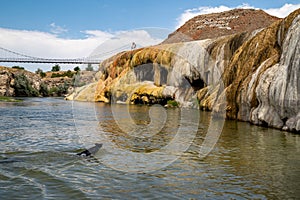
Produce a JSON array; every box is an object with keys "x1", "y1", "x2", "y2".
[
  {"x1": 85, "y1": 64, "x2": 94, "y2": 71},
  {"x1": 51, "y1": 64, "x2": 61, "y2": 72},
  {"x1": 65, "y1": 70, "x2": 73, "y2": 78},
  {"x1": 35, "y1": 68, "x2": 46, "y2": 78},
  {"x1": 35, "y1": 68, "x2": 42, "y2": 74},
  {"x1": 74, "y1": 66, "x2": 80, "y2": 72}
]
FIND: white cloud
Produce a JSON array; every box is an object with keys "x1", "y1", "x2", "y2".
[
  {"x1": 50, "y1": 22, "x2": 68, "y2": 35},
  {"x1": 82, "y1": 30, "x2": 114, "y2": 39},
  {"x1": 0, "y1": 27, "x2": 166, "y2": 71},
  {"x1": 265, "y1": 3, "x2": 300, "y2": 18},
  {"x1": 175, "y1": 3, "x2": 300, "y2": 29},
  {"x1": 0, "y1": 28, "x2": 111, "y2": 59},
  {"x1": 0, "y1": 28, "x2": 113, "y2": 71}
]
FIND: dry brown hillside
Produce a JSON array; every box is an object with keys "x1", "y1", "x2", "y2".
[{"x1": 163, "y1": 9, "x2": 279, "y2": 43}]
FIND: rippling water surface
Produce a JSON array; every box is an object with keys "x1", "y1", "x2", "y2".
[{"x1": 0, "y1": 98, "x2": 299, "y2": 199}]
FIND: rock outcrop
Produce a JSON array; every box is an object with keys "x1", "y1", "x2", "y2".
[
  {"x1": 201, "y1": 9, "x2": 300, "y2": 132},
  {"x1": 0, "y1": 66, "x2": 41, "y2": 96},
  {"x1": 69, "y1": 9, "x2": 300, "y2": 132},
  {"x1": 0, "y1": 66, "x2": 97, "y2": 97}
]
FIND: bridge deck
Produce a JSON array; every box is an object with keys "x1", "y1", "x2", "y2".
[{"x1": 0, "y1": 58, "x2": 101, "y2": 64}]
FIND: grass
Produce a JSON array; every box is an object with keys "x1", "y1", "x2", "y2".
[
  {"x1": 0, "y1": 96, "x2": 22, "y2": 102},
  {"x1": 167, "y1": 100, "x2": 179, "y2": 107}
]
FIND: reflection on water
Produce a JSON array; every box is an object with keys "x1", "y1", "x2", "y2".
[
  {"x1": 97, "y1": 104, "x2": 182, "y2": 152},
  {"x1": 0, "y1": 98, "x2": 299, "y2": 199}
]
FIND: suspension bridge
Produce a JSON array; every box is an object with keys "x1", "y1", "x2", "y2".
[{"x1": 0, "y1": 43, "x2": 138, "y2": 64}]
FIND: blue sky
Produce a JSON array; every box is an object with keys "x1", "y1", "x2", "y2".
[
  {"x1": 1, "y1": 0, "x2": 300, "y2": 38},
  {"x1": 0, "y1": 0, "x2": 299, "y2": 71}
]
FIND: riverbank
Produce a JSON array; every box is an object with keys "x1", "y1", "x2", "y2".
[
  {"x1": 0, "y1": 66, "x2": 97, "y2": 97},
  {"x1": 0, "y1": 96, "x2": 22, "y2": 102}
]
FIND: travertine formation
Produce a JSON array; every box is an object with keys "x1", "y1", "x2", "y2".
[{"x1": 57, "y1": 9, "x2": 300, "y2": 132}]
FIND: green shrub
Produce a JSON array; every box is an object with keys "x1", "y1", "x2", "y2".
[
  {"x1": 13, "y1": 73, "x2": 39, "y2": 97},
  {"x1": 0, "y1": 96, "x2": 22, "y2": 102},
  {"x1": 167, "y1": 100, "x2": 179, "y2": 107},
  {"x1": 49, "y1": 87, "x2": 58, "y2": 95},
  {"x1": 86, "y1": 64, "x2": 94, "y2": 71},
  {"x1": 48, "y1": 82, "x2": 70, "y2": 96},
  {"x1": 39, "y1": 83, "x2": 49, "y2": 96},
  {"x1": 40, "y1": 72, "x2": 46, "y2": 78},
  {"x1": 51, "y1": 73, "x2": 58, "y2": 78},
  {"x1": 72, "y1": 73, "x2": 86, "y2": 87},
  {"x1": 51, "y1": 70, "x2": 74, "y2": 78},
  {"x1": 35, "y1": 68, "x2": 46, "y2": 78},
  {"x1": 51, "y1": 64, "x2": 60, "y2": 72},
  {"x1": 12, "y1": 66, "x2": 25, "y2": 70},
  {"x1": 57, "y1": 82, "x2": 69, "y2": 96},
  {"x1": 74, "y1": 66, "x2": 80, "y2": 72},
  {"x1": 51, "y1": 73, "x2": 60, "y2": 78}
]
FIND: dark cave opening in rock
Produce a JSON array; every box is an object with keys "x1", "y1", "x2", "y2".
[{"x1": 185, "y1": 77, "x2": 206, "y2": 91}]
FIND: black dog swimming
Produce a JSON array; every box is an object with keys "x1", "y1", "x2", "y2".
[{"x1": 77, "y1": 143, "x2": 103, "y2": 156}]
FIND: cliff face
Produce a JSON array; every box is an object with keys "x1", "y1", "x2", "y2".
[
  {"x1": 0, "y1": 66, "x2": 41, "y2": 96},
  {"x1": 250, "y1": 11, "x2": 300, "y2": 131},
  {"x1": 69, "y1": 9, "x2": 300, "y2": 132},
  {"x1": 0, "y1": 67, "x2": 17, "y2": 96},
  {"x1": 202, "y1": 9, "x2": 300, "y2": 132}
]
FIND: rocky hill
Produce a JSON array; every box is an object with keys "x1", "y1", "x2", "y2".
[
  {"x1": 0, "y1": 66, "x2": 97, "y2": 97},
  {"x1": 67, "y1": 8, "x2": 300, "y2": 132},
  {"x1": 0, "y1": 66, "x2": 41, "y2": 96},
  {"x1": 163, "y1": 9, "x2": 279, "y2": 43}
]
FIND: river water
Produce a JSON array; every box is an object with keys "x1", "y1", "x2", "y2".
[{"x1": 0, "y1": 98, "x2": 299, "y2": 199}]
